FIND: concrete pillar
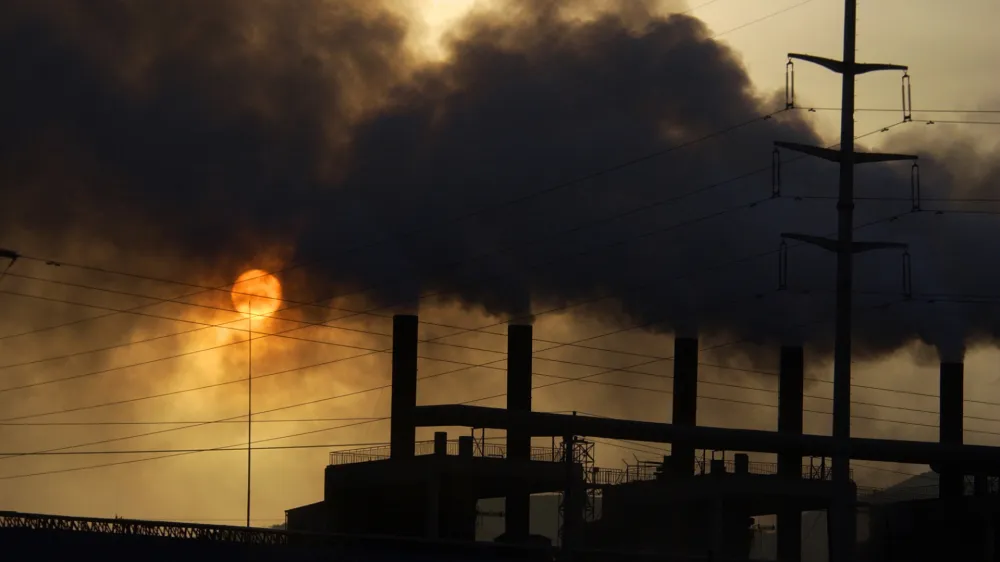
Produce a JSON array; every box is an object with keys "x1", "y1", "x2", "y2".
[
  {"x1": 735, "y1": 453, "x2": 750, "y2": 475},
  {"x1": 434, "y1": 431, "x2": 448, "y2": 456},
  {"x1": 390, "y1": 315, "x2": 418, "y2": 459},
  {"x1": 940, "y1": 362, "x2": 964, "y2": 498},
  {"x1": 778, "y1": 346, "x2": 804, "y2": 562},
  {"x1": 711, "y1": 496, "x2": 725, "y2": 558},
  {"x1": 426, "y1": 475, "x2": 441, "y2": 539},
  {"x1": 458, "y1": 436, "x2": 474, "y2": 457},
  {"x1": 975, "y1": 474, "x2": 989, "y2": 496},
  {"x1": 505, "y1": 324, "x2": 533, "y2": 540},
  {"x1": 672, "y1": 337, "x2": 699, "y2": 476}
]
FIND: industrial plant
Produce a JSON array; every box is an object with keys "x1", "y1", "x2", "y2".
[
  {"x1": 3, "y1": 0, "x2": 1000, "y2": 561},
  {"x1": 4, "y1": 313, "x2": 1000, "y2": 560}
]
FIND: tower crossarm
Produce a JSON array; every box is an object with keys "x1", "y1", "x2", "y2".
[
  {"x1": 781, "y1": 233, "x2": 907, "y2": 255},
  {"x1": 789, "y1": 53, "x2": 908, "y2": 76},
  {"x1": 775, "y1": 141, "x2": 917, "y2": 165}
]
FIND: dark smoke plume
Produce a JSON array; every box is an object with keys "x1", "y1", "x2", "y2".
[{"x1": 2, "y1": 0, "x2": 999, "y2": 367}]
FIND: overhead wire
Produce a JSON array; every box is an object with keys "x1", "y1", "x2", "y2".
[
  {"x1": 6, "y1": 105, "x2": 790, "y2": 347},
  {"x1": 0, "y1": 121, "x2": 936, "y2": 472},
  {"x1": 0, "y1": 125, "x2": 923, "y2": 424},
  {"x1": 2, "y1": 0, "x2": 860, "y2": 372},
  {"x1": 2, "y1": 0, "x2": 813, "y2": 344},
  {"x1": 0, "y1": 193, "x2": 781, "y2": 375},
  {"x1": 1, "y1": 118, "x2": 910, "y2": 396}
]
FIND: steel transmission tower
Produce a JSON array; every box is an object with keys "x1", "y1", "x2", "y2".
[{"x1": 775, "y1": 1, "x2": 917, "y2": 560}]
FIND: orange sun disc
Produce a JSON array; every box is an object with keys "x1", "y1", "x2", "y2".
[{"x1": 231, "y1": 269, "x2": 282, "y2": 317}]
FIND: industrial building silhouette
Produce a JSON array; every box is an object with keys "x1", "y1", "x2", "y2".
[
  {"x1": 278, "y1": 314, "x2": 1000, "y2": 560},
  {"x1": 4, "y1": 314, "x2": 1000, "y2": 560}
]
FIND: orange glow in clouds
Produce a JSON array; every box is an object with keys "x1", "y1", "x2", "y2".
[{"x1": 231, "y1": 269, "x2": 283, "y2": 318}]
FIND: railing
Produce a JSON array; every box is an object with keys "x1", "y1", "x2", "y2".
[
  {"x1": 586, "y1": 460, "x2": 857, "y2": 487},
  {"x1": 328, "y1": 443, "x2": 855, "y2": 485},
  {"x1": 693, "y1": 459, "x2": 854, "y2": 481},
  {"x1": 329, "y1": 441, "x2": 561, "y2": 466}
]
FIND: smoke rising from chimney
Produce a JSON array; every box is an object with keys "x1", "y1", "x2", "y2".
[{"x1": 1, "y1": 0, "x2": 998, "y2": 368}]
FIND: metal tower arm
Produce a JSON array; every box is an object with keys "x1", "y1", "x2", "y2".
[
  {"x1": 781, "y1": 233, "x2": 907, "y2": 254},
  {"x1": 775, "y1": 141, "x2": 917, "y2": 165},
  {"x1": 789, "y1": 53, "x2": 908, "y2": 75}
]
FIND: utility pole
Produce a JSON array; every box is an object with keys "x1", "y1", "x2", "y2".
[
  {"x1": 775, "y1": 1, "x2": 916, "y2": 560},
  {"x1": 246, "y1": 296, "x2": 253, "y2": 528}
]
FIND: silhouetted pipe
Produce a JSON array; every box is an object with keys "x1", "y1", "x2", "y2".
[
  {"x1": 434, "y1": 431, "x2": 447, "y2": 456},
  {"x1": 735, "y1": 453, "x2": 749, "y2": 475},
  {"x1": 974, "y1": 474, "x2": 989, "y2": 496},
  {"x1": 505, "y1": 324, "x2": 532, "y2": 540},
  {"x1": 940, "y1": 362, "x2": 964, "y2": 498},
  {"x1": 777, "y1": 345, "x2": 804, "y2": 562},
  {"x1": 671, "y1": 337, "x2": 698, "y2": 476},
  {"x1": 390, "y1": 315, "x2": 418, "y2": 459},
  {"x1": 458, "y1": 435, "x2": 474, "y2": 457}
]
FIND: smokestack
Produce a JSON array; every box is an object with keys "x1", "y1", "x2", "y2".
[
  {"x1": 671, "y1": 337, "x2": 698, "y2": 476},
  {"x1": 939, "y1": 361, "x2": 964, "y2": 498},
  {"x1": 505, "y1": 324, "x2": 532, "y2": 540},
  {"x1": 777, "y1": 345, "x2": 804, "y2": 562},
  {"x1": 390, "y1": 315, "x2": 418, "y2": 459},
  {"x1": 778, "y1": 346, "x2": 805, "y2": 475}
]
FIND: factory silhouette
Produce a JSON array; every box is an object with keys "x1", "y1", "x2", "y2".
[{"x1": 4, "y1": 314, "x2": 1000, "y2": 561}]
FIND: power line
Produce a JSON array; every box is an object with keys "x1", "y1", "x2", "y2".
[
  {"x1": 1, "y1": 292, "x2": 985, "y2": 479},
  {"x1": 0, "y1": 441, "x2": 397, "y2": 456},
  {"x1": 2, "y1": 119, "x2": 905, "y2": 394},
  {"x1": 709, "y1": 0, "x2": 820, "y2": 39},
  {"x1": 0, "y1": 194, "x2": 780, "y2": 374},
  {"x1": 0, "y1": 417, "x2": 384, "y2": 427},
  {"x1": 802, "y1": 107, "x2": 1000, "y2": 115},
  {"x1": 6, "y1": 190, "x2": 918, "y2": 417},
  {"x1": 7, "y1": 106, "x2": 789, "y2": 346},
  {"x1": 915, "y1": 119, "x2": 1000, "y2": 126}
]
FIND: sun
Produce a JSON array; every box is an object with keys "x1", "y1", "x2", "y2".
[{"x1": 231, "y1": 269, "x2": 283, "y2": 318}]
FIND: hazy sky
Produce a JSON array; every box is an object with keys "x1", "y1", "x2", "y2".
[{"x1": 1, "y1": 0, "x2": 998, "y2": 530}]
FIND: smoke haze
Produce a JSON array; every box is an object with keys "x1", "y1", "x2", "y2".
[{"x1": 1, "y1": 0, "x2": 999, "y2": 523}]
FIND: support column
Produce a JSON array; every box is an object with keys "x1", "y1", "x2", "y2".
[
  {"x1": 426, "y1": 475, "x2": 441, "y2": 539},
  {"x1": 505, "y1": 324, "x2": 532, "y2": 540},
  {"x1": 778, "y1": 346, "x2": 804, "y2": 562},
  {"x1": 390, "y1": 315, "x2": 418, "y2": 459},
  {"x1": 940, "y1": 361, "x2": 964, "y2": 498},
  {"x1": 672, "y1": 337, "x2": 699, "y2": 476}
]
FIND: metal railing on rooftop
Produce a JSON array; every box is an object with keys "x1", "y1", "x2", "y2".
[{"x1": 328, "y1": 441, "x2": 560, "y2": 466}]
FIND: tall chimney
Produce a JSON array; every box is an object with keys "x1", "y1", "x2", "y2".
[
  {"x1": 939, "y1": 361, "x2": 964, "y2": 498},
  {"x1": 505, "y1": 324, "x2": 532, "y2": 540},
  {"x1": 390, "y1": 315, "x2": 418, "y2": 459},
  {"x1": 671, "y1": 337, "x2": 698, "y2": 476},
  {"x1": 777, "y1": 345, "x2": 804, "y2": 562}
]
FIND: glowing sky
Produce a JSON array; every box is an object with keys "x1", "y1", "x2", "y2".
[{"x1": 1, "y1": 0, "x2": 998, "y2": 534}]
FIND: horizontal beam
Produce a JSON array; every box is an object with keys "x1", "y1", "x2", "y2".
[
  {"x1": 788, "y1": 54, "x2": 908, "y2": 76},
  {"x1": 412, "y1": 405, "x2": 1000, "y2": 468},
  {"x1": 781, "y1": 233, "x2": 908, "y2": 254}
]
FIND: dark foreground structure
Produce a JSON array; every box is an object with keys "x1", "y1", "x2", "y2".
[
  {"x1": 283, "y1": 315, "x2": 1000, "y2": 561},
  {"x1": 0, "y1": 511, "x2": 556, "y2": 562},
  {"x1": 8, "y1": 315, "x2": 1000, "y2": 561}
]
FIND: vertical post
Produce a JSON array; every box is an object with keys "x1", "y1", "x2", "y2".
[
  {"x1": 390, "y1": 315, "x2": 419, "y2": 459},
  {"x1": 246, "y1": 296, "x2": 252, "y2": 528},
  {"x1": 458, "y1": 435, "x2": 474, "y2": 457},
  {"x1": 778, "y1": 345, "x2": 804, "y2": 561},
  {"x1": 427, "y1": 475, "x2": 441, "y2": 539},
  {"x1": 434, "y1": 431, "x2": 448, "y2": 456},
  {"x1": 940, "y1": 362, "x2": 964, "y2": 498},
  {"x1": 561, "y1": 436, "x2": 580, "y2": 551},
  {"x1": 672, "y1": 337, "x2": 699, "y2": 476},
  {"x1": 830, "y1": 2, "x2": 858, "y2": 560},
  {"x1": 506, "y1": 324, "x2": 533, "y2": 541}
]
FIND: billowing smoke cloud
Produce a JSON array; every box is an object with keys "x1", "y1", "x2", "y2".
[{"x1": 1, "y1": 0, "x2": 999, "y2": 369}]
